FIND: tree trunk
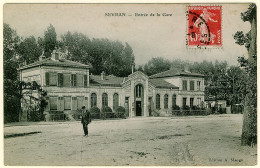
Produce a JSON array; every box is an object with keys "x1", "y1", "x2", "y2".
[{"x1": 241, "y1": 11, "x2": 257, "y2": 146}]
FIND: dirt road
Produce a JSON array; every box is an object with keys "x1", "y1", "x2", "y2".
[{"x1": 4, "y1": 114, "x2": 257, "y2": 166}]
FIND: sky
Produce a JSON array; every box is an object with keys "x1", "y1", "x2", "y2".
[{"x1": 3, "y1": 3, "x2": 251, "y2": 66}]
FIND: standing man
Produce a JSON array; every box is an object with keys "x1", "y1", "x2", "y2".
[{"x1": 81, "y1": 106, "x2": 91, "y2": 136}]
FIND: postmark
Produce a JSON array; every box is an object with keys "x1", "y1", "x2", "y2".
[{"x1": 186, "y1": 6, "x2": 222, "y2": 48}]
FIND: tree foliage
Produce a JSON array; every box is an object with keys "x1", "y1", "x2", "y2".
[
  {"x1": 142, "y1": 57, "x2": 172, "y2": 76},
  {"x1": 42, "y1": 24, "x2": 57, "y2": 58},
  {"x1": 18, "y1": 81, "x2": 48, "y2": 121},
  {"x1": 4, "y1": 23, "x2": 21, "y2": 123},
  {"x1": 17, "y1": 36, "x2": 42, "y2": 64}
]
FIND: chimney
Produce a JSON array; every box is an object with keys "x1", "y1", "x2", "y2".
[
  {"x1": 39, "y1": 55, "x2": 46, "y2": 61},
  {"x1": 51, "y1": 50, "x2": 59, "y2": 61},
  {"x1": 132, "y1": 64, "x2": 134, "y2": 74},
  {"x1": 101, "y1": 71, "x2": 105, "y2": 80}
]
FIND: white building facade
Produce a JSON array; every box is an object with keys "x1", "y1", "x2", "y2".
[{"x1": 18, "y1": 54, "x2": 205, "y2": 121}]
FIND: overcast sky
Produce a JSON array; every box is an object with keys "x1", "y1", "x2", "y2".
[{"x1": 4, "y1": 3, "x2": 251, "y2": 66}]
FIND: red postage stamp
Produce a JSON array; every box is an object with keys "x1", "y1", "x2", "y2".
[{"x1": 187, "y1": 6, "x2": 222, "y2": 48}]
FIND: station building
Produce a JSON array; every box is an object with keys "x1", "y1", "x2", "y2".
[{"x1": 18, "y1": 52, "x2": 205, "y2": 121}]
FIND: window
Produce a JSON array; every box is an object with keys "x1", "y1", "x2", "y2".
[
  {"x1": 84, "y1": 75, "x2": 88, "y2": 88},
  {"x1": 76, "y1": 74, "x2": 83, "y2": 87},
  {"x1": 190, "y1": 98, "x2": 194, "y2": 107},
  {"x1": 197, "y1": 81, "x2": 201, "y2": 91},
  {"x1": 58, "y1": 97, "x2": 64, "y2": 111},
  {"x1": 50, "y1": 97, "x2": 58, "y2": 110},
  {"x1": 72, "y1": 97, "x2": 77, "y2": 110},
  {"x1": 190, "y1": 81, "x2": 194, "y2": 91},
  {"x1": 182, "y1": 80, "x2": 187, "y2": 90},
  {"x1": 63, "y1": 74, "x2": 71, "y2": 87},
  {"x1": 64, "y1": 97, "x2": 71, "y2": 110},
  {"x1": 156, "y1": 94, "x2": 160, "y2": 109},
  {"x1": 58, "y1": 73, "x2": 63, "y2": 87},
  {"x1": 45, "y1": 72, "x2": 49, "y2": 86},
  {"x1": 183, "y1": 97, "x2": 187, "y2": 107},
  {"x1": 102, "y1": 93, "x2": 108, "y2": 107},
  {"x1": 71, "y1": 74, "x2": 77, "y2": 87},
  {"x1": 113, "y1": 93, "x2": 119, "y2": 110},
  {"x1": 172, "y1": 94, "x2": 177, "y2": 107},
  {"x1": 91, "y1": 93, "x2": 97, "y2": 108},
  {"x1": 77, "y1": 96, "x2": 84, "y2": 110},
  {"x1": 135, "y1": 84, "x2": 143, "y2": 98},
  {"x1": 49, "y1": 72, "x2": 57, "y2": 86},
  {"x1": 164, "y1": 94, "x2": 168, "y2": 109}
]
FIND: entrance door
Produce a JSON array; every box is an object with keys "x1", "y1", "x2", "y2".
[{"x1": 136, "y1": 101, "x2": 142, "y2": 116}]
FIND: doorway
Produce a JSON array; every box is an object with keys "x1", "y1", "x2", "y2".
[{"x1": 136, "y1": 101, "x2": 142, "y2": 116}]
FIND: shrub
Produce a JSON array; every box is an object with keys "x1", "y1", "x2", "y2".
[
  {"x1": 90, "y1": 106, "x2": 101, "y2": 119},
  {"x1": 101, "y1": 106, "x2": 114, "y2": 119},
  {"x1": 115, "y1": 106, "x2": 126, "y2": 118},
  {"x1": 172, "y1": 105, "x2": 181, "y2": 116},
  {"x1": 152, "y1": 109, "x2": 160, "y2": 117},
  {"x1": 206, "y1": 108, "x2": 212, "y2": 115},
  {"x1": 218, "y1": 107, "x2": 227, "y2": 114},
  {"x1": 182, "y1": 105, "x2": 190, "y2": 116}
]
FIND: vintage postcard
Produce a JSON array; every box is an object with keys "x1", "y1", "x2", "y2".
[{"x1": 2, "y1": 2, "x2": 258, "y2": 167}]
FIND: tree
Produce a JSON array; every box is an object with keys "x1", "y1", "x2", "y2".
[
  {"x1": 3, "y1": 23, "x2": 21, "y2": 123},
  {"x1": 233, "y1": 4, "x2": 256, "y2": 146},
  {"x1": 143, "y1": 57, "x2": 171, "y2": 76},
  {"x1": 18, "y1": 81, "x2": 48, "y2": 121},
  {"x1": 17, "y1": 36, "x2": 42, "y2": 64},
  {"x1": 43, "y1": 24, "x2": 57, "y2": 58},
  {"x1": 60, "y1": 31, "x2": 91, "y2": 63}
]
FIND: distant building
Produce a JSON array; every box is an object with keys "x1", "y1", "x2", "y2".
[
  {"x1": 205, "y1": 97, "x2": 227, "y2": 109},
  {"x1": 18, "y1": 51, "x2": 205, "y2": 121}
]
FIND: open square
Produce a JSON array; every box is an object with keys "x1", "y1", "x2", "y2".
[{"x1": 4, "y1": 114, "x2": 256, "y2": 166}]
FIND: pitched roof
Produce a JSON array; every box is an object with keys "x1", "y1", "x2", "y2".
[
  {"x1": 149, "y1": 69, "x2": 205, "y2": 78},
  {"x1": 149, "y1": 78, "x2": 179, "y2": 89},
  {"x1": 18, "y1": 58, "x2": 91, "y2": 70},
  {"x1": 90, "y1": 75, "x2": 124, "y2": 87}
]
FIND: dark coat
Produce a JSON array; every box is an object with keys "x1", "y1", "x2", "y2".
[{"x1": 81, "y1": 111, "x2": 91, "y2": 125}]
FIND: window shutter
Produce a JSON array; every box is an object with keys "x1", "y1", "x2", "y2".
[
  {"x1": 71, "y1": 74, "x2": 75, "y2": 86},
  {"x1": 45, "y1": 72, "x2": 49, "y2": 86},
  {"x1": 58, "y1": 73, "x2": 63, "y2": 87},
  {"x1": 71, "y1": 74, "x2": 73, "y2": 86},
  {"x1": 84, "y1": 75, "x2": 88, "y2": 88},
  {"x1": 74, "y1": 74, "x2": 77, "y2": 87}
]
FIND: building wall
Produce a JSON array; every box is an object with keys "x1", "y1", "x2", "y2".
[
  {"x1": 20, "y1": 67, "x2": 41, "y2": 84},
  {"x1": 88, "y1": 86, "x2": 124, "y2": 110},
  {"x1": 20, "y1": 66, "x2": 206, "y2": 121}
]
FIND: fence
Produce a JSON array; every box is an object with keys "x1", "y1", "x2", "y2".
[
  {"x1": 48, "y1": 111, "x2": 66, "y2": 121},
  {"x1": 89, "y1": 112, "x2": 126, "y2": 120},
  {"x1": 172, "y1": 109, "x2": 208, "y2": 116},
  {"x1": 73, "y1": 112, "x2": 126, "y2": 120}
]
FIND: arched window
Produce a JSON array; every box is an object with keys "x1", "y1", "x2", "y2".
[
  {"x1": 91, "y1": 93, "x2": 97, "y2": 108},
  {"x1": 102, "y1": 93, "x2": 108, "y2": 107},
  {"x1": 164, "y1": 94, "x2": 168, "y2": 109},
  {"x1": 156, "y1": 94, "x2": 160, "y2": 109},
  {"x1": 113, "y1": 93, "x2": 119, "y2": 110},
  {"x1": 135, "y1": 84, "x2": 143, "y2": 98},
  {"x1": 172, "y1": 94, "x2": 177, "y2": 107}
]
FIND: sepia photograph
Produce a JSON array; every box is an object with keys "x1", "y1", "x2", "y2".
[{"x1": 2, "y1": 2, "x2": 257, "y2": 166}]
